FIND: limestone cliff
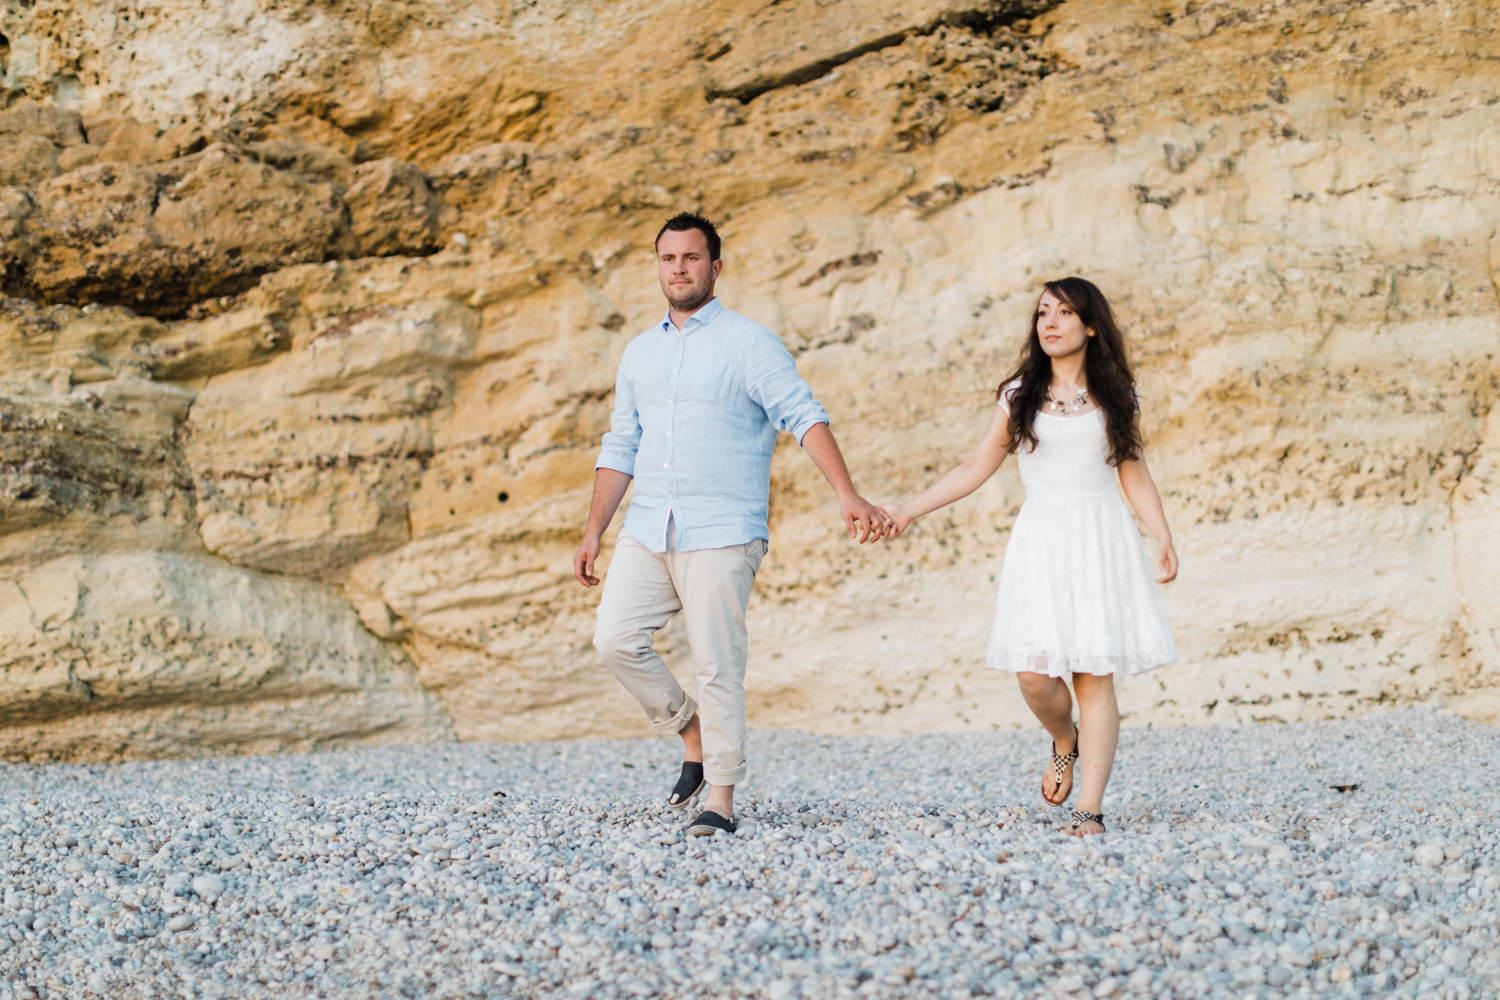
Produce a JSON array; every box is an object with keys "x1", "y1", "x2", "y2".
[{"x1": 0, "y1": 0, "x2": 1496, "y2": 760}]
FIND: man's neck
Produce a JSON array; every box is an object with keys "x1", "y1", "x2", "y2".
[{"x1": 668, "y1": 296, "x2": 716, "y2": 331}]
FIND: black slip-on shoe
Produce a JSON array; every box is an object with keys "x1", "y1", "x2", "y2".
[
  {"x1": 667, "y1": 761, "x2": 705, "y2": 809},
  {"x1": 686, "y1": 809, "x2": 736, "y2": 837}
]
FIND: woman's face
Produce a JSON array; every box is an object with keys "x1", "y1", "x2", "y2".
[{"x1": 1034, "y1": 289, "x2": 1093, "y2": 360}]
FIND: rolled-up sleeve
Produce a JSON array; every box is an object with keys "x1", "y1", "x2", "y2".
[
  {"x1": 595, "y1": 360, "x2": 640, "y2": 475},
  {"x1": 743, "y1": 329, "x2": 829, "y2": 445}
]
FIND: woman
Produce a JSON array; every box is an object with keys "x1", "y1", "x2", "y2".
[{"x1": 882, "y1": 276, "x2": 1178, "y2": 834}]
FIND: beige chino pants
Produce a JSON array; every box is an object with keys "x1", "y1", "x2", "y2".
[{"x1": 592, "y1": 528, "x2": 767, "y2": 786}]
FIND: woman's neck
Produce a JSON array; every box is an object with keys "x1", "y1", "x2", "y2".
[{"x1": 1049, "y1": 355, "x2": 1087, "y2": 391}]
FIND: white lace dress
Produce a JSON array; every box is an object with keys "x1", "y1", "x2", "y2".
[{"x1": 986, "y1": 392, "x2": 1177, "y2": 677}]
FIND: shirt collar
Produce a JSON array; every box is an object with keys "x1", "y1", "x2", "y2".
[{"x1": 660, "y1": 296, "x2": 723, "y2": 335}]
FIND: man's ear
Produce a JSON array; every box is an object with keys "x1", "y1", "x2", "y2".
[{"x1": 711, "y1": 259, "x2": 724, "y2": 281}]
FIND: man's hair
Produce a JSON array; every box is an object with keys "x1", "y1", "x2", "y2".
[{"x1": 654, "y1": 212, "x2": 721, "y2": 261}]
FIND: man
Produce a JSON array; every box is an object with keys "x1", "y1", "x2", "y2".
[{"x1": 574, "y1": 212, "x2": 889, "y2": 837}]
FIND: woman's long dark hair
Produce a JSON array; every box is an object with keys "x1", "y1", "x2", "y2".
[{"x1": 997, "y1": 276, "x2": 1142, "y2": 466}]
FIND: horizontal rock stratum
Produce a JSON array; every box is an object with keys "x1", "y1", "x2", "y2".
[{"x1": 0, "y1": 0, "x2": 1496, "y2": 760}]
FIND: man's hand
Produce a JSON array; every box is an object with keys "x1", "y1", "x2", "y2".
[
  {"x1": 799, "y1": 425, "x2": 893, "y2": 543},
  {"x1": 574, "y1": 534, "x2": 602, "y2": 587},
  {"x1": 841, "y1": 494, "x2": 893, "y2": 543},
  {"x1": 576, "y1": 469, "x2": 633, "y2": 587}
]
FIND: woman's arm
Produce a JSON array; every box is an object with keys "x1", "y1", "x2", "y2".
[
  {"x1": 1117, "y1": 456, "x2": 1178, "y2": 583},
  {"x1": 882, "y1": 404, "x2": 1012, "y2": 537}
]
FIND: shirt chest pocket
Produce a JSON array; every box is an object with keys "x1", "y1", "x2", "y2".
[{"x1": 676, "y1": 360, "x2": 737, "y2": 403}]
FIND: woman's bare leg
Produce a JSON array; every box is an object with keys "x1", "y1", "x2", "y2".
[
  {"x1": 1016, "y1": 671, "x2": 1077, "y2": 804},
  {"x1": 1068, "y1": 673, "x2": 1120, "y2": 835}
]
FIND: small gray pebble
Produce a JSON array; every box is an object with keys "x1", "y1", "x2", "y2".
[
  {"x1": 191, "y1": 874, "x2": 225, "y2": 900},
  {"x1": 1414, "y1": 844, "x2": 1445, "y2": 868},
  {"x1": 0, "y1": 708, "x2": 1491, "y2": 998}
]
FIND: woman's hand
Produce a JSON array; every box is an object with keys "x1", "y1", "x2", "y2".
[
  {"x1": 879, "y1": 504, "x2": 914, "y2": 538},
  {"x1": 1155, "y1": 540, "x2": 1178, "y2": 583}
]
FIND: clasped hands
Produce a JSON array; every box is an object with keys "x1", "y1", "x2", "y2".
[{"x1": 840, "y1": 496, "x2": 915, "y2": 543}]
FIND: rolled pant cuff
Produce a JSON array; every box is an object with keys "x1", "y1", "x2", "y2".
[
  {"x1": 650, "y1": 695, "x2": 698, "y2": 734},
  {"x1": 704, "y1": 763, "x2": 747, "y2": 786}
]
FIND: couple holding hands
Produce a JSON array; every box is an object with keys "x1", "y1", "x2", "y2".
[{"x1": 573, "y1": 213, "x2": 1177, "y2": 839}]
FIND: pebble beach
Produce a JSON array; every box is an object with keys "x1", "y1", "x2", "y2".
[{"x1": 2, "y1": 708, "x2": 1495, "y2": 999}]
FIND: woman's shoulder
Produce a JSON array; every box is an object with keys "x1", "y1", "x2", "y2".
[{"x1": 997, "y1": 377, "x2": 1023, "y2": 413}]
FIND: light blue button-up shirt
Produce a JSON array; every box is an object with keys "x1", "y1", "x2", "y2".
[{"x1": 595, "y1": 297, "x2": 830, "y2": 553}]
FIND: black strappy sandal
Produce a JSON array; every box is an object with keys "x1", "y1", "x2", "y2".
[
  {"x1": 667, "y1": 761, "x2": 705, "y2": 809},
  {"x1": 1069, "y1": 809, "x2": 1105, "y2": 834},
  {"x1": 686, "y1": 810, "x2": 736, "y2": 837},
  {"x1": 1042, "y1": 725, "x2": 1079, "y2": 806}
]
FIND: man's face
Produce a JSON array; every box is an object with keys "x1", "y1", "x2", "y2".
[{"x1": 656, "y1": 227, "x2": 721, "y2": 316}]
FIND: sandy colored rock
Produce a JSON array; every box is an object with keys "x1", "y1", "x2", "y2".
[
  {"x1": 0, "y1": 0, "x2": 1496, "y2": 760},
  {"x1": 0, "y1": 374, "x2": 196, "y2": 563},
  {"x1": 0, "y1": 101, "x2": 85, "y2": 186},
  {"x1": 0, "y1": 551, "x2": 452, "y2": 760},
  {"x1": 345, "y1": 157, "x2": 443, "y2": 258},
  {"x1": 182, "y1": 290, "x2": 479, "y2": 575},
  {"x1": 92, "y1": 116, "x2": 161, "y2": 165},
  {"x1": 0, "y1": 107, "x2": 444, "y2": 316},
  {"x1": 0, "y1": 354, "x2": 452, "y2": 758}
]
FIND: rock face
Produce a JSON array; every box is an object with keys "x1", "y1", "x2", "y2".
[{"x1": 0, "y1": 0, "x2": 1496, "y2": 760}]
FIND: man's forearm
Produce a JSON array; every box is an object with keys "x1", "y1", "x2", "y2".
[
  {"x1": 799, "y1": 422, "x2": 858, "y2": 499},
  {"x1": 585, "y1": 468, "x2": 635, "y2": 538}
]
